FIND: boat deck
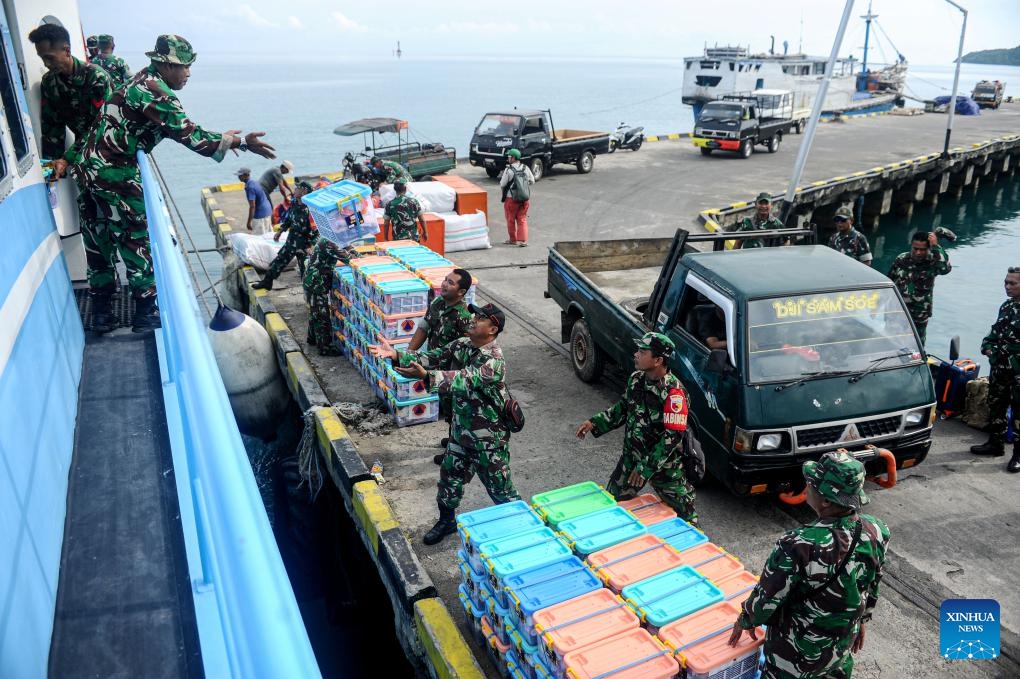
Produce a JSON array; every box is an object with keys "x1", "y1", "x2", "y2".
[
  {"x1": 49, "y1": 292, "x2": 202, "y2": 678},
  {"x1": 205, "y1": 105, "x2": 1020, "y2": 678}
]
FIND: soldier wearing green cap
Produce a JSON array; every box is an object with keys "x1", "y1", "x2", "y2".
[
  {"x1": 92, "y1": 34, "x2": 132, "y2": 89},
  {"x1": 733, "y1": 192, "x2": 785, "y2": 249},
  {"x1": 252, "y1": 181, "x2": 318, "y2": 290},
  {"x1": 828, "y1": 206, "x2": 873, "y2": 267},
  {"x1": 85, "y1": 35, "x2": 101, "y2": 59},
  {"x1": 576, "y1": 331, "x2": 699, "y2": 523},
  {"x1": 729, "y1": 450, "x2": 890, "y2": 679},
  {"x1": 64, "y1": 34, "x2": 276, "y2": 333}
]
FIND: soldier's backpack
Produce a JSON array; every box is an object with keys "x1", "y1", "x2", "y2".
[
  {"x1": 962, "y1": 377, "x2": 990, "y2": 430},
  {"x1": 508, "y1": 166, "x2": 531, "y2": 203}
]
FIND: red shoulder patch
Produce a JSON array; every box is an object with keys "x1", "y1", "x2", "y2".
[{"x1": 663, "y1": 387, "x2": 688, "y2": 431}]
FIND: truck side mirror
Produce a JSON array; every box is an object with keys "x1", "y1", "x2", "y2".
[
  {"x1": 707, "y1": 349, "x2": 732, "y2": 373},
  {"x1": 948, "y1": 335, "x2": 960, "y2": 362}
]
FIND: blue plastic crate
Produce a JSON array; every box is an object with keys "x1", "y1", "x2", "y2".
[
  {"x1": 480, "y1": 527, "x2": 572, "y2": 608},
  {"x1": 621, "y1": 565, "x2": 724, "y2": 633},
  {"x1": 504, "y1": 556, "x2": 601, "y2": 647},
  {"x1": 557, "y1": 505, "x2": 647, "y2": 557},
  {"x1": 648, "y1": 517, "x2": 709, "y2": 553},
  {"x1": 302, "y1": 180, "x2": 379, "y2": 246},
  {"x1": 457, "y1": 501, "x2": 545, "y2": 574}
]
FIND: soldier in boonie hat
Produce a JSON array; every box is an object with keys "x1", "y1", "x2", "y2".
[
  {"x1": 803, "y1": 450, "x2": 869, "y2": 511},
  {"x1": 634, "y1": 331, "x2": 675, "y2": 359},
  {"x1": 146, "y1": 34, "x2": 197, "y2": 66}
]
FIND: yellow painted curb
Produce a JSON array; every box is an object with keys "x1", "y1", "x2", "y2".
[
  {"x1": 352, "y1": 480, "x2": 399, "y2": 555},
  {"x1": 265, "y1": 312, "x2": 290, "y2": 348},
  {"x1": 218, "y1": 181, "x2": 244, "y2": 192},
  {"x1": 313, "y1": 407, "x2": 351, "y2": 478},
  {"x1": 414, "y1": 599, "x2": 485, "y2": 679}
]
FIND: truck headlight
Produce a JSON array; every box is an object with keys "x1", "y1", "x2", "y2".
[
  {"x1": 756, "y1": 433, "x2": 783, "y2": 451},
  {"x1": 733, "y1": 428, "x2": 753, "y2": 453},
  {"x1": 471, "y1": 144, "x2": 478, "y2": 153},
  {"x1": 905, "y1": 407, "x2": 933, "y2": 427},
  {"x1": 694, "y1": 128, "x2": 704, "y2": 136}
]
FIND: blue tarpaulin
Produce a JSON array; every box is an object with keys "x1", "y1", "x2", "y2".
[{"x1": 933, "y1": 96, "x2": 981, "y2": 115}]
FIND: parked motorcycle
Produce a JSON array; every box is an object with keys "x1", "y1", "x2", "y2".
[
  {"x1": 608, "y1": 122, "x2": 644, "y2": 153},
  {"x1": 341, "y1": 151, "x2": 381, "y2": 191}
]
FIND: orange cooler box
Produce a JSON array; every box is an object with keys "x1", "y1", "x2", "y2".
[
  {"x1": 715, "y1": 570, "x2": 759, "y2": 601},
  {"x1": 562, "y1": 627, "x2": 680, "y2": 679},
  {"x1": 676, "y1": 543, "x2": 729, "y2": 568},
  {"x1": 588, "y1": 534, "x2": 686, "y2": 594},
  {"x1": 618, "y1": 494, "x2": 678, "y2": 526},
  {"x1": 694, "y1": 552, "x2": 745, "y2": 585},
  {"x1": 533, "y1": 588, "x2": 640, "y2": 674},
  {"x1": 658, "y1": 600, "x2": 763, "y2": 679}
]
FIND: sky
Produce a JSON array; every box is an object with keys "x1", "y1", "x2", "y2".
[{"x1": 79, "y1": 0, "x2": 1018, "y2": 66}]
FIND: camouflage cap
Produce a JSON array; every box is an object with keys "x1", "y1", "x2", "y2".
[
  {"x1": 97, "y1": 34, "x2": 114, "y2": 46},
  {"x1": 296, "y1": 180, "x2": 313, "y2": 192},
  {"x1": 146, "y1": 34, "x2": 197, "y2": 65},
  {"x1": 755, "y1": 192, "x2": 772, "y2": 204},
  {"x1": 634, "y1": 332, "x2": 675, "y2": 359},
  {"x1": 834, "y1": 206, "x2": 854, "y2": 220},
  {"x1": 86, "y1": 35, "x2": 99, "y2": 49},
  {"x1": 803, "y1": 451, "x2": 869, "y2": 510}
]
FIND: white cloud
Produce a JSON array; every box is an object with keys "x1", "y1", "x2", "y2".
[
  {"x1": 287, "y1": 16, "x2": 303, "y2": 30},
  {"x1": 331, "y1": 12, "x2": 367, "y2": 33},
  {"x1": 234, "y1": 4, "x2": 276, "y2": 28},
  {"x1": 435, "y1": 21, "x2": 520, "y2": 34}
]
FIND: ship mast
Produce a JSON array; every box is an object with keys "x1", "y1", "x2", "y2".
[
  {"x1": 860, "y1": 1, "x2": 875, "y2": 73},
  {"x1": 395, "y1": 41, "x2": 402, "y2": 58}
]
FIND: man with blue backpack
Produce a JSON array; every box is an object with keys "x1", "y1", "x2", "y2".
[{"x1": 499, "y1": 148, "x2": 535, "y2": 247}]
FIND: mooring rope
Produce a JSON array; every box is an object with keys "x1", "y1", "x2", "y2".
[{"x1": 296, "y1": 408, "x2": 324, "y2": 501}]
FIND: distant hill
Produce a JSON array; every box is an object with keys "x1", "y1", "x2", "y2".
[{"x1": 961, "y1": 45, "x2": 1020, "y2": 66}]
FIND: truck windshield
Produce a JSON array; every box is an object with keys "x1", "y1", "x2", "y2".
[
  {"x1": 746, "y1": 288, "x2": 922, "y2": 384},
  {"x1": 699, "y1": 104, "x2": 743, "y2": 121},
  {"x1": 475, "y1": 114, "x2": 521, "y2": 136}
]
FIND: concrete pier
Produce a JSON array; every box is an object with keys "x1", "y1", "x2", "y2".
[{"x1": 203, "y1": 105, "x2": 1020, "y2": 679}]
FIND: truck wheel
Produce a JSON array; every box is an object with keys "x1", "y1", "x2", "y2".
[
  {"x1": 485, "y1": 166, "x2": 500, "y2": 179},
  {"x1": 576, "y1": 151, "x2": 594, "y2": 174},
  {"x1": 570, "y1": 318, "x2": 605, "y2": 383},
  {"x1": 700, "y1": 147, "x2": 712, "y2": 156},
  {"x1": 768, "y1": 135, "x2": 781, "y2": 153},
  {"x1": 739, "y1": 139, "x2": 753, "y2": 159},
  {"x1": 529, "y1": 157, "x2": 545, "y2": 181},
  {"x1": 794, "y1": 120, "x2": 804, "y2": 134}
]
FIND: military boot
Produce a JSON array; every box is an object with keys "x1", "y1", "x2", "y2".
[
  {"x1": 132, "y1": 296, "x2": 162, "y2": 333},
  {"x1": 970, "y1": 434, "x2": 1005, "y2": 457},
  {"x1": 91, "y1": 293, "x2": 116, "y2": 334},
  {"x1": 251, "y1": 277, "x2": 274, "y2": 290},
  {"x1": 423, "y1": 506, "x2": 457, "y2": 546},
  {"x1": 1008, "y1": 444, "x2": 1020, "y2": 473}
]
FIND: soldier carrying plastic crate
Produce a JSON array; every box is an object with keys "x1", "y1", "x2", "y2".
[{"x1": 371, "y1": 302, "x2": 521, "y2": 545}]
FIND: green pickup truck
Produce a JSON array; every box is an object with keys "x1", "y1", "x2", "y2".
[{"x1": 547, "y1": 229, "x2": 936, "y2": 496}]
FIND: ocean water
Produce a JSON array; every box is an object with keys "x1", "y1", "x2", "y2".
[{"x1": 153, "y1": 56, "x2": 1020, "y2": 365}]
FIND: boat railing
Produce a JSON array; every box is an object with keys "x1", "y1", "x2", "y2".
[{"x1": 138, "y1": 151, "x2": 321, "y2": 678}]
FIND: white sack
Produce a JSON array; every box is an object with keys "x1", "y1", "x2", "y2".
[
  {"x1": 437, "y1": 210, "x2": 491, "y2": 253},
  {"x1": 228, "y1": 231, "x2": 284, "y2": 270}
]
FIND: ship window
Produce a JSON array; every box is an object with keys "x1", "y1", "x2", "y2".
[
  {"x1": 686, "y1": 61, "x2": 691, "y2": 70},
  {"x1": 729, "y1": 63, "x2": 734, "y2": 71},
  {"x1": 695, "y1": 76, "x2": 722, "y2": 87},
  {"x1": 0, "y1": 24, "x2": 29, "y2": 168},
  {"x1": 0, "y1": 30, "x2": 28, "y2": 172}
]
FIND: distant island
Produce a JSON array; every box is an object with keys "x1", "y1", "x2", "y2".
[{"x1": 961, "y1": 45, "x2": 1020, "y2": 66}]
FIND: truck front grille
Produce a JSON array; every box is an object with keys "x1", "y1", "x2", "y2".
[{"x1": 796, "y1": 415, "x2": 903, "y2": 449}]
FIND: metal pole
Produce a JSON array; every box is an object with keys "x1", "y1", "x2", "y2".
[
  {"x1": 781, "y1": 0, "x2": 856, "y2": 219},
  {"x1": 942, "y1": 0, "x2": 968, "y2": 158}
]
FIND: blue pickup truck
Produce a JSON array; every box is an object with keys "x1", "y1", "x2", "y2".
[{"x1": 547, "y1": 229, "x2": 936, "y2": 496}]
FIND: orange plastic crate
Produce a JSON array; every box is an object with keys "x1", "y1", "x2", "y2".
[
  {"x1": 618, "y1": 494, "x2": 678, "y2": 526},
  {"x1": 533, "y1": 588, "x2": 640, "y2": 673},
  {"x1": 657, "y1": 600, "x2": 763, "y2": 679},
  {"x1": 588, "y1": 535, "x2": 685, "y2": 593},
  {"x1": 563, "y1": 627, "x2": 679, "y2": 679}
]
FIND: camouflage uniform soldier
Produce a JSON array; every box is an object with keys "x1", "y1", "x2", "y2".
[
  {"x1": 372, "y1": 156, "x2": 412, "y2": 185},
  {"x1": 92, "y1": 35, "x2": 133, "y2": 89},
  {"x1": 970, "y1": 267, "x2": 1020, "y2": 472},
  {"x1": 887, "y1": 231, "x2": 951, "y2": 345},
  {"x1": 373, "y1": 303, "x2": 521, "y2": 545},
  {"x1": 577, "y1": 332, "x2": 698, "y2": 524},
  {"x1": 407, "y1": 268, "x2": 475, "y2": 464},
  {"x1": 729, "y1": 451, "x2": 890, "y2": 679},
  {"x1": 252, "y1": 181, "x2": 317, "y2": 290},
  {"x1": 384, "y1": 181, "x2": 427, "y2": 241},
  {"x1": 29, "y1": 24, "x2": 112, "y2": 165},
  {"x1": 734, "y1": 192, "x2": 785, "y2": 249},
  {"x1": 827, "y1": 206, "x2": 873, "y2": 266},
  {"x1": 303, "y1": 238, "x2": 358, "y2": 355},
  {"x1": 64, "y1": 35, "x2": 276, "y2": 333},
  {"x1": 85, "y1": 35, "x2": 101, "y2": 60}
]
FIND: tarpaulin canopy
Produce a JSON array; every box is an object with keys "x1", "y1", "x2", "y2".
[{"x1": 333, "y1": 118, "x2": 409, "y2": 136}]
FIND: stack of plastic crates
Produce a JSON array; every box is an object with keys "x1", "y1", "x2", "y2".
[
  {"x1": 302, "y1": 179, "x2": 379, "y2": 246},
  {"x1": 328, "y1": 254, "x2": 437, "y2": 427},
  {"x1": 452, "y1": 483, "x2": 766, "y2": 679}
]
